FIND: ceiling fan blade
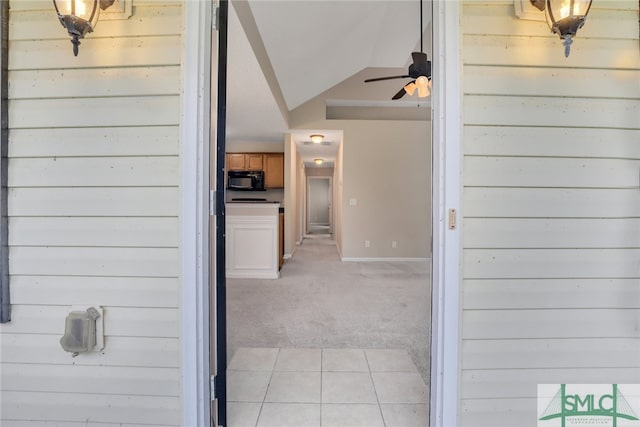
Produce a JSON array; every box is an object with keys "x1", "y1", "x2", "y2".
[
  {"x1": 392, "y1": 87, "x2": 407, "y2": 100},
  {"x1": 364, "y1": 75, "x2": 410, "y2": 83}
]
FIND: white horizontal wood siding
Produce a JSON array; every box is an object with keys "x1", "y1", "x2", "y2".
[
  {"x1": 461, "y1": 1, "x2": 640, "y2": 426},
  {"x1": 0, "y1": 1, "x2": 183, "y2": 425}
]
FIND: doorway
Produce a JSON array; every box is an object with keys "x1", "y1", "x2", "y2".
[
  {"x1": 306, "y1": 176, "x2": 332, "y2": 235},
  {"x1": 224, "y1": 1, "x2": 431, "y2": 426},
  {"x1": 186, "y1": 1, "x2": 464, "y2": 427}
]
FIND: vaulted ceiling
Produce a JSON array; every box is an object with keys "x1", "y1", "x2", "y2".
[{"x1": 225, "y1": 0, "x2": 432, "y2": 165}]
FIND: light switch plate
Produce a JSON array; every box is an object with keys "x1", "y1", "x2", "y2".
[{"x1": 349, "y1": 198, "x2": 357, "y2": 206}]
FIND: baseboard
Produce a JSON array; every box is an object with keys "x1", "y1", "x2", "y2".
[
  {"x1": 284, "y1": 245, "x2": 296, "y2": 259},
  {"x1": 341, "y1": 257, "x2": 431, "y2": 262}
]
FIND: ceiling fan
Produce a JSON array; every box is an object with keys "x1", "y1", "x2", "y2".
[{"x1": 364, "y1": 0, "x2": 432, "y2": 100}]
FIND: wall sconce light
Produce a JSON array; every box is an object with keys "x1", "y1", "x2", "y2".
[
  {"x1": 310, "y1": 134, "x2": 324, "y2": 144},
  {"x1": 314, "y1": 158, "x2": 324, "y2": 165},
  {"x1": 53, "y1": 0, "x2": 116, "y2": 56},
  {"x1": 530, "y1": 0, "x2": 593, "y2": 57}
]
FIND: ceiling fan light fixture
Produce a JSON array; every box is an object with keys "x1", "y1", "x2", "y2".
[
  {"x1": 362, "y1": 0, "x2": 432, "y2": 100},
  {"x1": 416, "y1": 75, "x2": 431, "y2": 97},
  {"x1": 404, "y1": 82, "x2": 417, "y2": 96},
  {"x1": 310, "y1": 134, "x2": 324, "y2": 144}
]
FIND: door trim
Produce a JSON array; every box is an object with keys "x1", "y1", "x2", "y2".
[
  {"x1": 429, "y1": 1, "x2": 462, "y2": 426},
  {"x1": 180, "y1": 0, "x2": 213, "y2": 426}
]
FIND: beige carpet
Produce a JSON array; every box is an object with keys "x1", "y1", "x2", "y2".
[{"x1": 227, "y1": 234, "x2": 431, "y2": 383}]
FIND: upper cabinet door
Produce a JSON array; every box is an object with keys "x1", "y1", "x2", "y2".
[
  {"x1": 227, "y1": 154, "x2": 246, "y2": 171},
  {"x1": 246, "y1": 154, "x2": 264, "y2": 171},
  {"x1": 264, "y1": 153, "x2": 284, "y2": 188}
]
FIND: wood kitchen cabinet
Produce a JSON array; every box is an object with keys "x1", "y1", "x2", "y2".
[
  {"x1": 246, "y1": 154, "x2": 264, "y2": 171},
  {"x1": 226, "y1": 152, "x2": 284, "y2": 188},
  {"x1": 227, "y1": 154, "x2": 246, "y2": 171},
  {"x1": 226, "y1": 153, "x2": 264, "y2": 171},
  {"x1": 264, "y1": 153, "x2": 284, "y2": 188}
]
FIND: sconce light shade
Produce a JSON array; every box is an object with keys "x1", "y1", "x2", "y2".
[
  {"x1": 531, "y1": 0, "x2": 593, "y2": 57},
  {"x1": 310, "y1": 134, "x2": 324, "y2": 144},
  {"x1": 53, "y1": 0, "x2": 115, "y2": 56}
]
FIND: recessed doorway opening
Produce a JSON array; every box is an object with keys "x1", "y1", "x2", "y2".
[{"x1": 216, "y1": 1, "x2": 437, "y2": 426}]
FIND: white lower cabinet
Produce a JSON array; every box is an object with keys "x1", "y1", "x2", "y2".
[{"x1": 226, "y1": 203, "x2": 280, "y2": 279}]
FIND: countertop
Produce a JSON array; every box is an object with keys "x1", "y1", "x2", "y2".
[{"x1": 226, "y1": 200, "x2": 284, "y2": 213}]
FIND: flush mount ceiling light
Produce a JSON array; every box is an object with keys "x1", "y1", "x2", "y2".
[
  {"x1": 530, "y1": 0, "x2": 593, "y2": 57},
  {"x1": 314, "y1": 158, "x2": 324, "y2": 165},
  {"x1": 53, "y1": 0, "x2": 116, "y2": 56},
  {"x1": 310, "y1": 134, "x2": 324, "y2": 144}
]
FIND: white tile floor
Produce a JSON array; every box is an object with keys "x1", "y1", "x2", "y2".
[{"x1": 227, "y1": 348, "x2": 429, "y2": 427}]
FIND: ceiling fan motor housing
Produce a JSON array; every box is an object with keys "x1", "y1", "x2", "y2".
[{"x1": 408, "y1": 52, "x2": 431, "y2": 79}]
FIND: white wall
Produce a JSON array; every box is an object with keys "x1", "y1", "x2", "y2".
[
  {"x1": 305, "y1": 167, "x2": 334, "y2": 177},
  {"x1": 284, "y1": 134, "x2": 299, "y2": 255},
  {"x1": 334, "y1": 138, "x2": 344, "y2": 255},
  {"x1": 295, "y1": 150, "x2": 305, "y2": 245},
  {"x1": 1, "y1": 1, "x2": 183, "y2": 425},
  {"x1": 460, "y1": 1, "x2": 640, "y2": 425},
  {"x1": 227, "y1": 141, "x2": 284, "y2": 153}
]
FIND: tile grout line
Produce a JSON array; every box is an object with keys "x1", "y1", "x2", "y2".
[
  {"x1": 253, "y1": 348, "x2": 280, "y2": 427},
  {"x1": 229, "y1": 347, "x2": 428, "y2": 426},
  {"x1": 364, "y1": 349, "x2": 388, "y2": 427}
]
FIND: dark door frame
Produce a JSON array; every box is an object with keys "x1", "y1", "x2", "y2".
[{"x1": 213, "y1": 0, "x2": 229, "y2": 425}]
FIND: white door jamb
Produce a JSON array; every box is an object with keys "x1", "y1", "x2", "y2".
[
  {"x1": 430, "y1": 1, "x2": 462, "y2": 427},
  {"x1": 181, "y1": 0, "x2": 213, "y2": 426}
]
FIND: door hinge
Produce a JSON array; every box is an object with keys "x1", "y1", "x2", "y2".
[
  {"x1": 210, "y1": 190, "x2": 216, "y2": 216},
  {"x1": 209, "y1": 372, "x2": 227, "y2": 401}
]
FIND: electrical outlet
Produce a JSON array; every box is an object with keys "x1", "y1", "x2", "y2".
[
  {"x1": 392, "y1": 240, "x2": 397, "y2": 248},
  {"x1": 364, "y1": 240, "x2": 370, "y2": 248}
]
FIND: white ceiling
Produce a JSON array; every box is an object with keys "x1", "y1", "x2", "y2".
[{"x1": 226, "y1": 0, "x2": 432, "y2": 166}]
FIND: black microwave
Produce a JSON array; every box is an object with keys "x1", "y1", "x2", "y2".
[{"x1": 227, "y1": 170, "x2": 265, "y2": 191}]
